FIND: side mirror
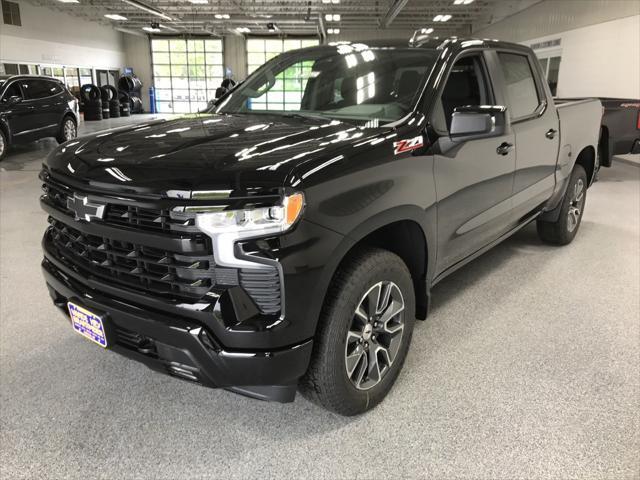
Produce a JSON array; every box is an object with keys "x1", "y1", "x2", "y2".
[
  {"x1": 450, "y1": 105, "x2": 507, "y2": 139},
  {"x1": 7, "y1": 95, "x2": 23, "y2": 105}
]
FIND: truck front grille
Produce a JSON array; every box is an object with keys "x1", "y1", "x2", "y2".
[
  {"x1": 47, "y1": 218, "x2": 215, "y2": 300},
  {"x1": 43, "y1": 179, "x2": 199, "y2": 235}
]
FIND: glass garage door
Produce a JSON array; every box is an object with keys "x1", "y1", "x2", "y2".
[
  {"x1": 151, "y1": 38, "x2": 224, "y2": 113},
  {"x1": 246, "y1": 38, "x2": 319, "y2": 75}
]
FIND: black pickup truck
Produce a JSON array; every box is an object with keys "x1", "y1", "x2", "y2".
[{"x1": 40, "y1": 36, "x2": 602, "y2": 415}]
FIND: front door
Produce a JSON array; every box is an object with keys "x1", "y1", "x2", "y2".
[
  {"x1": 0, "y1": 81, "x2": 33, "y2": 139},
  {"x1": 431, "y1": 52, "x2": 517, "y2": 274}
]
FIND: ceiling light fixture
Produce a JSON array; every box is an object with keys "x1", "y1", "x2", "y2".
[
  {"x1": 104, "y1": 14, "x2": 128, "y2": 21},
  {"x1": 453, "y1": 0, "x2": 474, "y2": 4},
  {"x1": 214, "y1": 13, "x2": 230, "y2": 19},
  {"x1": 327, "y1": 28, "x2": 341, "y2": 34},
  {"x1": 322, "y1": 0, "x2": 340, "y2": 3},
  {"x1": 142, "y1": 26, "x2": 161, "y2": 32},
  {"x1": 236, "y1": 27, "x2": 251, "y2": 33},
  {"x1": 57, "y1": 0, "x2": 80, "y2": 3},
  {"x1": 325, "y1": 13, "x2": 341, "y2": 21},
  {"x1": 188, "y1": 0, "x2": 208, "y2": 3},
  {"x1": 433, "y1": 14, "x2": 452, "y2": 21},
  {"x1": 121, "y1": 0, "x2": 173, "y2": 21}
]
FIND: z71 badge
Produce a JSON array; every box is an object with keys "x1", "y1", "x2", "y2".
[{"x1": 393, "y1": 136, "x2": 424, "y2": 155}]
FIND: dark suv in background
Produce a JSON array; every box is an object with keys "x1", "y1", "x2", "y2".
[{"x1": 0, "y1": 75, "x2": 79, "y2": 160}]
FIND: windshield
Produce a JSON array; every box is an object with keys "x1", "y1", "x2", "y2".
[{"x1": 214, "y1": 43, "x2": 437, "y2": 125}]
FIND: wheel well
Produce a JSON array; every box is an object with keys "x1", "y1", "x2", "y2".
[
  {"x1": 62, "y1": 112, "x2": 77, "y2": 125},
  {"x1": 575, "y1": 145, "x2": 596, "y2": 184},
  {"x1": 598, "y1": 126, "x2": 611, "y2": 167},
  {"x1": 342, "y1": 220, "x2": 429, "y2": 320},
  {"x1": 0, "y1": 121, "x2": 9, "y2": 141}
]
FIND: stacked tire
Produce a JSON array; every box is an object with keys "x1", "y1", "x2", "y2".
[
  {"x1": 81, "y1": 84, "x2": 103, "y2": 121},
  {"x1": 118, "y1": 91, "x2": 131, "y2": 117},
  {"x1": 101, "y1": 85, "x2": 120, "y2": 118},
  {"x1": 118, "y1": 75, "x2": 144, "y2": 114}
]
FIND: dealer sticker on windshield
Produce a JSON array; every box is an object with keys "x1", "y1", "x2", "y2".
[{"x1": 68, "y1": 302, "x2": 107, "y2": 348}]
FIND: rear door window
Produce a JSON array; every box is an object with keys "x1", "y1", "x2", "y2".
[
  {"x1": 497, "y1": 53, "x2": 540, "y2": 120},
  {"x1": 21, "y1": 79, "x2": 61, "y2": 100}
]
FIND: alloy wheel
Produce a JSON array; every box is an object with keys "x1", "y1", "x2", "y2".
[
  {"x1": 64, "y1": 119, "x2": 77, "y2": 141},
  {"x1": 567, "y1": 178, "x2": 585, "y2": 232},
  {"x1": 344, "y1": 281, "x2": 405, "y2": 390}
]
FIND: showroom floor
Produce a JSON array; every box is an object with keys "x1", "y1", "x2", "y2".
[{"x1": 1, "y1": 115, "x2": 638, "y2": 479}]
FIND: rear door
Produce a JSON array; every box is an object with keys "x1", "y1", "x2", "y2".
[
  {"x1": 431, "y1": 51, "x2": 517, "y2": 274},
  {"x1": 494, "y1": 51, "x2": 560, "y2": 219},
  {"x1": 20, "y1": 79, "x2": 62, "y2": 136}
]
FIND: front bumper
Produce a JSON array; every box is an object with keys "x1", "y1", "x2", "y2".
[{"x1": 43, "y1": 257, "x2": 312, "y2": 402}]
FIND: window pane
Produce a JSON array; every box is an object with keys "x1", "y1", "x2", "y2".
[
  {"x1": 547, "y1": 56, "x2": 561, "y2": 96},
  {"x1": 205, "y1": 39, "x2": 222, "y2": 52},
  {"x1": 171, "y1": 65, "x2": 188, "y2": 77},
  {"x1": 283, "y1": 39, "x2": 301, "y2": 51},
  {"x1": 265, "y1": 39, "x2": 282, "y2": 52},
  {"x1": 188, "y1": 39, "x2": 204, "y2": 52},
  {"x1": 171, "y1": 52, "x2": 187, "y2": 64},
  {"x1": 247, "y1": 39, "x2": 264, "y2": 52},
  {"x1": 205, "y1": 52, "x2": 223, "y2": 65},
  {"x1": 153, "y1": 52, "x2": 170, "y2": 64},
  {"x1": 153, "y1": 65, "x2": 171, "y2": 77},
  {"x1": 169, "y1": 39, "x2": 186, "y2": 52},
  {"x1": 152, "y1": 39, "x2": 169, "y2": 51},
  {"x1": 497, "y1": 53, "x2": 540, "y2": 119}
]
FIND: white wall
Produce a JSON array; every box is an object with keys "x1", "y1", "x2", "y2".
[
  {"x1": 0, "y1": 1, "x2": 125, "y2": 69},
  {"x1": 526, "y1": 15, "x2": 640, "y2": 99},
  {"x1": 471, "y1": 0, "x2": 640, "y2": 99}
]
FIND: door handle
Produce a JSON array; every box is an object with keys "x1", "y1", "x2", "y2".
[
  {"x1": 496, "y1": 142, "x2": 513, "y2": 156},
  {"x1": 545, "y1": 128, "x2": 557, "y2": 139}
]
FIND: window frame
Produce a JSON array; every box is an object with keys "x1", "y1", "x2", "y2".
[
  {"x1": 1, "y1": 0, "x2": 21, "y2": 26},
  {"x1": 0, "y1": 80, "x2": 23, "y2": 102},
  {"x1": 429, "y1": 49, "x2": 498, "y2": 136},
  {"x1": 495, "y1": 49, "x2": 548, "y2": 124}
]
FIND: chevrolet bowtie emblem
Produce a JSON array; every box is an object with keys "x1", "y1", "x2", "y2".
[{"x1": 67, "y1": 194, "x2": 105, "y2": 222}]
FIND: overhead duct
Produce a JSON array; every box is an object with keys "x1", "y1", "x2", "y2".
[
  {"x1": 381, "y1": 0, "x2": 409, "y2": 28},
  {"x1": 121, "y1": 0, "x2": 173, "y2": 21}
]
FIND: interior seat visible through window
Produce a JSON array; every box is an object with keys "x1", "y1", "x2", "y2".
[{"x1": 439, "y1": 56, "x2": 491, "y2": 130}]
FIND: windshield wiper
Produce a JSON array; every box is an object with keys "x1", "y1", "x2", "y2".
[{"x1": 279, "y1": 112, "x2": 329, "y2": 122}]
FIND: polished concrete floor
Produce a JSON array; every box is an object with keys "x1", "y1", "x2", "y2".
[{"x1": 1, "y1": 115, "x2": 639, "y2": 479}]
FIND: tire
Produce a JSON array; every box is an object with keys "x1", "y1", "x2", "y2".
[
  {"x1": 84, "y1": 101, "x2": 103, "y2": 121},
  {"x1": 300, "y1": 247, "x2": 416, "y2": 415},
  {"x1": 109, "y1": 100, "x2": 121, "y2": 118},
  {"x1": 56, "y1": 116, "x2": 77, "y2": 144},
  {"x1": 537, "y1": 164, "x2": 588, "y2": 245},
  {"x1": 0, "y1": 128, "x2": 8, "y2": 161}
]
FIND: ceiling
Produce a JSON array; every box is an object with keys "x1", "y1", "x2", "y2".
[{"x1": 28, "y1": 0, "x2": 540, "y2": 37}]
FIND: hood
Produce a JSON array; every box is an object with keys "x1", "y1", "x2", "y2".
[{"x1": 45, "y1": 113, "x2": 389, "y2": 195}]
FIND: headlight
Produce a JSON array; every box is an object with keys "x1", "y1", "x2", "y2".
[
  {"x1": 195, "y1": 192, "x2": 304, "y2": 269},
  {"x1": 195, "y1": 192, "x2": 304, "y2": 238}
]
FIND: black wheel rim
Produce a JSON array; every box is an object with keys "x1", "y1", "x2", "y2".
[{"x1": 344, "y1": 281, "x2": 405, "y2": 391}]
